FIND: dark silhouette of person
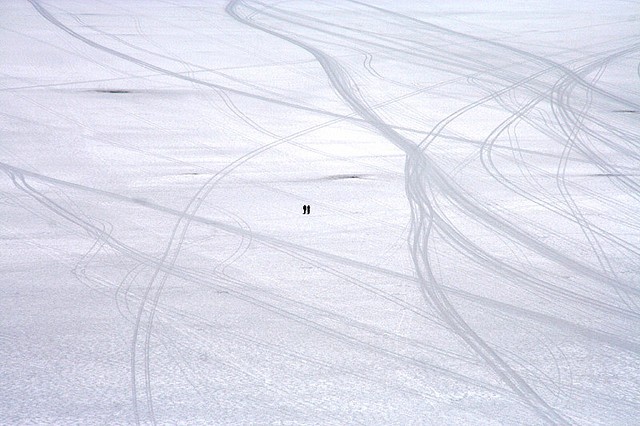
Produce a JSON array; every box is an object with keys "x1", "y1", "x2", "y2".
[
  {"x1": 303, "y1": 205, "x2": 307, "y2": 214},
  {"x1": 307, "y1": 205, "x2": 310, "y2": 214}
]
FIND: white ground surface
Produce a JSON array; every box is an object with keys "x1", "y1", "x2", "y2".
[{"x1": 1, "y1": 1, "x2": 639, "y2": 424}]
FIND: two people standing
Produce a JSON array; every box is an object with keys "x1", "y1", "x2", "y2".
[{"x1": 302, "y1": 205, "x2": 311, "y2": 214}]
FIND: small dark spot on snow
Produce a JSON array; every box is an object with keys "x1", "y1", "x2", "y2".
[
  {"x1": 612, "y1": 109, "x2": 637, "y2": 113},
  {"x1": 94, "y1": 89, "x2": 131, "y2": 94},
  {"x1": 131, "y1": 197, "x2": 150, "y2": 205},
  {"x1": 325, "y1": 174, "x2": 369, "y2": 180}
]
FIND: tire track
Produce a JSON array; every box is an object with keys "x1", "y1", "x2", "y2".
[{"x1": 226, "y1": 1, "x2": 572, "y2": 423}]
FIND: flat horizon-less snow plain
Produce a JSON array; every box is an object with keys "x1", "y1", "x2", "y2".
[{"x1": 1, "y1": 0, "x2": 639, "y2": 424}]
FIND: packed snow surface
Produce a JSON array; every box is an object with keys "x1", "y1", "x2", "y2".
[{"x1": 1, "y1": 1, "x2": 640, "y2": 424}]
